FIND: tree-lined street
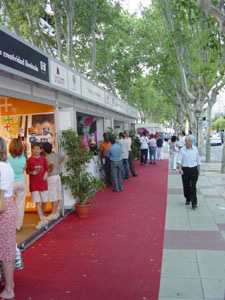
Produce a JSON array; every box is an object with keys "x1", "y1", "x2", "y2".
[{"x1": 1, "y1": 0, "x2": 225, "y2": 299}]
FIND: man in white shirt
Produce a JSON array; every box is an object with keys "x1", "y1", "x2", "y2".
[
  {"x1": 124, "y1": 131, "x2": 138, "y2": 176},
  {"x1": 177, "y1": 136, "x2": 200, "y2": 209},
  {"x1": 139, "y1": 132, "x2": 149, "y2": 165},
  {"x1": 119, "y1": 132, "x2": 130, "y2": 179}
]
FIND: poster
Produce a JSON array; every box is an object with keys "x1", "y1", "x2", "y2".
[
  {"x1": 0, "y1": 115, "x2": 21, "y2": 142},
  {"x1": 28, "y1": 113, "x2": 56, "y2": 147},
  {"x1": 77, "y1": 114, "x2": 97, "y2": 152}
]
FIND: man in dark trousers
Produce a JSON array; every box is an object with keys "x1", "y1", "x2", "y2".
[
  {"x1": 176, "y1": 136, "x2": 200, "y2": 210},
  {"x1": 124, "y1": 131, "x2": 138, "y2": 176}
]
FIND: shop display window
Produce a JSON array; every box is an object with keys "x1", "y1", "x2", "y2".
[
  {"x1": 0, "y1": 96, "x2": 57, "y2": 244},
  {"x1": 77, "y1": 113, "x2": 98, "y2": 155}
]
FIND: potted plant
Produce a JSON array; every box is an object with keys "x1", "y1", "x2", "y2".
[
  {"x1": 74, "y1": 171, "x2": 103, "y2": 218},
  {"x1": 60, "y1": 129, "x2": 103, "y2": 218}
]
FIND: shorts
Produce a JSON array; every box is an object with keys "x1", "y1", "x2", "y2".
[
  {"x1": 31, "y1": 191, "x2": 48, "y2": 203},
  {"x1": 47, "y1": 175, "x2": 62, "y2": 202}
]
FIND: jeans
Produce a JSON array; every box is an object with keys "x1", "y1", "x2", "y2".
[
  {"x1": 122, "y1": 159, "x2": 130, "y2": 179},
  {"x1": 111, "y1": 160, "x2": 124, "y2": 191},
  {"x1": 182, "y1": 166, "x2": 199, "y2": 207},
  {"x1": 140, "y1": 149, "x2": 148, "y2": 164},
  {"x1": 149, "y1": 147, "x2": 156, "y2": 163}
]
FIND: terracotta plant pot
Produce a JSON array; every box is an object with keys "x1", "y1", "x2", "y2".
[{"x1": 75, "y1": 203, "x2": 91, "y2": 219}]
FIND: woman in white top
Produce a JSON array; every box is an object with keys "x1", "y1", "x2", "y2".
[
  {"x1": 149, "y1": 134, "x2": 157, "y2": 164},
  {"x1": 0, "y1": 137, "x2": 16, "y2": 299},
  {"x1": 169, "y1": 135, "x2": 179, "y2": 170},
  {"x1": 139, "y1": 132, "x2": 149, "y2": 165}
]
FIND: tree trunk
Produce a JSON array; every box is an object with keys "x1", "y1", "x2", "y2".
[
  {"x1": 221, "y1": 144, "x2": 225, "y2": 173},
  {"x1": 64, "y1": 0, "x2": 75, "y2": 67},
  {"x1": 51, "y1": 1, "x2": 63, "y2": 61},
  {"x1": 90, "y1": 0, "x2": 97, "y2": 80},
  {"x1": 205, "y1": 103, "x2": 212, "y2": 162}
]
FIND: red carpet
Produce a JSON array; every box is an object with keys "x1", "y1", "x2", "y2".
[{"x1": 15, "y1": 161, "x2": 168, "y2": 300}]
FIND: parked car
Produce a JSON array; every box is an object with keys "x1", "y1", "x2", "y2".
[{"x1": 210, "y1": 133, "x2": 222, "y2": 146}]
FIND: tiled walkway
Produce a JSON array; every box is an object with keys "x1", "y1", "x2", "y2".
[{"x1": 159, "y1": 163, "x2": 225, "y2": 300}]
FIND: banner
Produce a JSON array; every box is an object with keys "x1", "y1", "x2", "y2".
[{"x1": 0, "y1": 30, "x2": 49, "y2": 82}]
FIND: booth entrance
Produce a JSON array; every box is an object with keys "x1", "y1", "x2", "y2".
[{"x1": 0, "y1": 96, "x2": 61, "y2": 244}]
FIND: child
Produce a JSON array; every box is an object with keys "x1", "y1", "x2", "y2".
[
  {"x1": 42, "y1": 143, "x2": 65, "y2": 221},
  {"x1": 26, "y1": 143, "x2": 48, "y2": 229}
]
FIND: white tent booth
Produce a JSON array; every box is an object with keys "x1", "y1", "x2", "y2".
[{"x1": 0, "y1": 27, "x2": 138, "y2": 239}]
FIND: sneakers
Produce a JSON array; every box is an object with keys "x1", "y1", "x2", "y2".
[
  {"x1": 36, "y1": 219, "x2": 48, "y2": 230},
  {"x1": 47, "y1": 212, "x2": 60, "y2": 221}
]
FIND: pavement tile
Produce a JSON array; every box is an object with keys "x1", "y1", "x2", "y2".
[
  {"x1": 166, "y1": 215, "x2": 191, "y2": 230},
  {"x1": 202, "y1": 278, "x2": 225, "y2": 299},
  {"x1": 187, "y1": 206, "x2": 211, "y2": 216},
  {"x1": 220, "y1": 231, "x2": 225, "y2": 241},
  {"x1": 164, "y1": 230, "x2": 225, "y2": 250},
  {"x1": 161, "y1": 257, "x2": 199, "y2": 278},
  {"x1": 200, "y1": 188, "x2": 221, "y2": 197},
  {"x1": 197, "y1": 250, "x2": 225, "y2": 278},
  {"x1": 159, "y1": 298, "x2": 202, "y2": 300},
  {"x1": 159, "y1": 277, "x2": 204, "y2": 299},
  {"x1": 217, "y1": 224, "x2": 225, "y2": 231},
  {"x1": 162, "y1": 249, "x2": 197, "y2": 261},
  {"x1": 168, "y1": 188, "x2": 184, "y2": 195},
  {"x1": 215, "y1": 216, "x2": 225, "y2": 224},
  {"x1": 165, "y1": 206, "x2": 188, "y2": 216},
  {"x1": 167, "y1": 195, "x2": 185, "y2": 202},
  {"x1": 188, "y1": 215, "x2": 218, "y2": 231}
]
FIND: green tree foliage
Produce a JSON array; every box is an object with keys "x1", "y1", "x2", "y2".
[{"x1": 212, "y1": 116, "x2": 225, "y2": 131}]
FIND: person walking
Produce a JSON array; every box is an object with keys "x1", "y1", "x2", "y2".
[
  {"x1": 0, "y1": 137, "x2": 16, "y2": 300},
  {"x1": 149, "y1": 134, "x2": 157, "y2": 164},
  {"x1": 178, "y1": 130, "x2": 186, "y2": 148},
  {"x1": 119, "y1": 132, "x2": 130, "y2": 179},
  {"x1": 156, "y1": 133, "x2": 164, "y2": 160},
  {"x1": 177, "y1": 136, "x2": 200, "y2": 209},
  {"x1": 124, "y1": 131, "x2": 138, "y2": 176},
  {"x1": 139, "y1": 132, "x2": 149, "y2": 165},
  {"x1": 8, "y1": 138, "x2": 26, "y2": 231},
  {"x1": 188, "y1": 130, "x2": 197, "y2": 146},
  {"x1": 99, "y1": 133, "x2": 112, "y2": 186},
  {"x1": 108, "y1": 136, "x2": 123, "y2": 192},
  {"x1": 169, "y1": 135, "x2": 179, "y2": 170}
]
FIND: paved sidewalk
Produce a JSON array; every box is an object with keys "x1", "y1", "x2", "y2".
[{"x1": 159, "y1": 162, "x2": 225, "y2": 300}]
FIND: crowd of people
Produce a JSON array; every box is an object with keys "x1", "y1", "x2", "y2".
[
  {"x1": 139, "y1": 132, "x2": 164, "y2": 165},
  {"x1": 0, "y1": 137, "x2": 64, "y2": 299},
  {"x1": 99, "y1": 131, "x2": 165, "y2": 192},
  {"x1": 100, "y1": 131, "x2": 138, "y2": 193}
]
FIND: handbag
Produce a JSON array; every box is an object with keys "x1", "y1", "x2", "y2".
[{"x1": 15, "y1": 246, "x2": 24, "y2": 270}]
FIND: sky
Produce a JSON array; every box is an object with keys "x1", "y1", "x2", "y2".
[{"x1": 119, "y1": 0, "x2": 151, "y2": 15}]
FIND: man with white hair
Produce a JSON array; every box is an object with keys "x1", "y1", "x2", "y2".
[{"x1": 177, "y1": 136, "x2": 200, "y2": 209}]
